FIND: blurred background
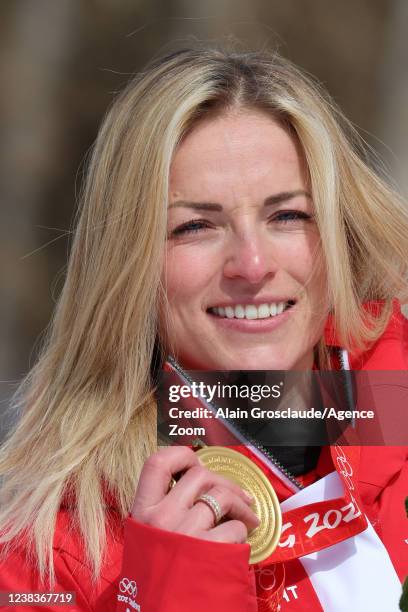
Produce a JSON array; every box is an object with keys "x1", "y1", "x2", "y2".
[{"x1": 1, "y1": 0, "x2": 407, "y2": 436}]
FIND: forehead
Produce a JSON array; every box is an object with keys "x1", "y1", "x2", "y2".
[{"x1": 169, "y1": 111, "x2": 307, "y2": 204}]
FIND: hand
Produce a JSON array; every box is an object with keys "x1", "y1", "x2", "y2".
[{"x1": 131, "y1": 446, "x2": 259, "y2": 544}]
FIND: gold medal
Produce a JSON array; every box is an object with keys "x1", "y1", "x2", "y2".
[{"x1": 196, "y1": 446, "x2": 282, "y2": 564}]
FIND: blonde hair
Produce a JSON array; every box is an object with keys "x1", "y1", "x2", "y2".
[{"x1": 1, "y1": 45, "x2": 407, "y2": 584}]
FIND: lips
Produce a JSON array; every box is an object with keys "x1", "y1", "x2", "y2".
[{"x1": 208, "y1": 299, "x2": 295, "y2": 320}]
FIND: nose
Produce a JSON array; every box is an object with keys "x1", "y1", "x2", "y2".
[{"x1": 222, "y1": 230, "x2": 278, "y2": 284}]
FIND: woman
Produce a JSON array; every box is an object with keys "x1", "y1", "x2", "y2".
[{"x1": 0, "y1": 46, "x2": 407, "y2": 611}]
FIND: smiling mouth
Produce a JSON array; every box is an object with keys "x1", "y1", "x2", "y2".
[{"x1": 208, "y1": 300, "x2": 296, "y2": 320}]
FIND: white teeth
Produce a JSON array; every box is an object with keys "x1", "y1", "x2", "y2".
[
  {"x1": 257, "y1": 304, "x2": 270, "y2": 318},
  {"x1": 245, "y1": 305, "x2": 258, "y2": 319},
  {"x1": 235, "y1": 305, "x2": 245, "y2": 319},
  {"x1": 225, "y1": 306, "x2": 234, "y2": 318},
  {"x1": 211, "y1": 301, "x2": 294, "y2": 320}
]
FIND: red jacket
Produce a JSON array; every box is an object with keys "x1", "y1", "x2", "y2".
[{"x1": 1, "y1": 304, "x2": 407, "y2": 611}]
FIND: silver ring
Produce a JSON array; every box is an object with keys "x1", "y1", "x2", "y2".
[{"x1": 195, "y1": 493, "x2": 223, "y2": 525}]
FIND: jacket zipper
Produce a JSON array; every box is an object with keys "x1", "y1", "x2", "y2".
[
  {"x1": 336, "y1": 347, "x2": 356, "y2": 428},
  {"x1": 166, "y1": 356, "x2": 305, "y2": 491}
]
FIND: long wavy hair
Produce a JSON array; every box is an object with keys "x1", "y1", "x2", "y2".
[{"x1": 1, "y1": 45, "x2": 407, "y2": 584}]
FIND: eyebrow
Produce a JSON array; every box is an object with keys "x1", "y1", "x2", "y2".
[{"x1": 168, "y1": 190, "x2": 311, "y2": 211}]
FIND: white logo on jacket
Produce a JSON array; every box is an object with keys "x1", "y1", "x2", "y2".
[
  {"x1": 119, "y1": 578, "x2": 138, "y2": 597},
  {"x1": 117, "y1": 577, "x2": 140, "y2": 610}
]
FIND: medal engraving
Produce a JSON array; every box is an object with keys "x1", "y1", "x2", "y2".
[{"x1": 196, "y1": 446, "x2": 282, "y2": 563}]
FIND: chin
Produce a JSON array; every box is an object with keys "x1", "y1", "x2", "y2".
[
  {"x1": 214, "y1": 351, "x2": 295, "y2": 371},
  {"x1": 235, "y1": 360, "x2": 290, "y2": 371},
  {"x1": 174, "y1": 346, "x2": 310, "y2": 371}
]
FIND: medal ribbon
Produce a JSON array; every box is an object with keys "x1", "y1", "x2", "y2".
[{"x1": 250, "y1": 445, "x2": 366, "y2": 564}]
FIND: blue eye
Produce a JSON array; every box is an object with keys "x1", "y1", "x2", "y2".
[
  {"x1": 170, "y1": 219, "x2": 210, "y2": 237},
  {"x1": 272, "y1": 210, "x2": 312, "y2": 223}
]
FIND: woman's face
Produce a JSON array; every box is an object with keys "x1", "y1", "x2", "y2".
[{"x1": 161, "y1": 111, "x2": 329, "y2": 370}]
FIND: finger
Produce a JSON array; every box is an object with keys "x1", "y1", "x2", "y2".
[
  {"x1": 202, "y1": 520, "x2": 249, "y2": 544},
  {"x1": 166, "y1": 465, "x2": 254, "y2": 508},
  {"x1": 134, "y1": 446, "x2": 200, "y2": 507},
  {"x1": 184, "y1": 485, "x2": 260, "y2": 532}
]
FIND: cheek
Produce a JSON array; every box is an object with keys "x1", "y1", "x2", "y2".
[
  {"x1": 280, "y1": 234, "x2": 323, "y2": 284},
  {"x1": 281, "y1": 237, "x2": 328, "y2": 320},
  {"x1": 163, "y1": 246, "x2": 216, "y2": 304}
]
